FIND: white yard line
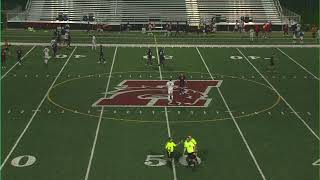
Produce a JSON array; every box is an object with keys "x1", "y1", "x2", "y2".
[
  {"x1": 1, "y1": 45, "x2": 36, "y2": 80},
  {"x1": 154, "y1": 36, "x2": 177, "y2": 180},
  {"x1": 84, "y1": 47, "x2": 118, "y2": 180},
  {"x1": 196, "y1": 47, "x2": 266, "y2": 180},
  {"x1": 3, "y1": 42, "x2": 320, "y2": 48},
  {"x1": 237, "y1": 48, "x2": 320, "y2": 141},
  {"x1": 276, "y1": 48, "x2": 319, "y2": 80},
  {"x1": 0, "y1": 46, "x2": 77, "y2": 170}
]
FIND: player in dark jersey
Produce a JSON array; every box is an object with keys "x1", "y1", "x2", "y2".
[
  {"x1": 17, "y1": 47, "x2": 23, "y2": 65},
  {"x1": 66, "y1": 33, "x2": 71, "y2": 48},
  {"x1": 268, "y1": 53, "x2": 275, "y2": 70},
  {"x1": 147, "y1": 48, "x2": 152, "y2": 66},
  {"x1": 178, "y1": 73, "x2": 186, "y2": 95},
  {"x1": 1, "y1": 48, "x2": 7, "y2": 68},
  {"x1": 98, "y1": 45, "x2": 106, "y2": 64},
  {"x1": 51, "y1": 40, "x2": 58, "y2": 58},
  {"x1": 158, "y1": 48, "x2": 165, "y2": 66}
]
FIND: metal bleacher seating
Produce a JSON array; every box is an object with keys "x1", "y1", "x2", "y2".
[{"x1": 25, "y1": 0, "x2": 284, "y2": 25}]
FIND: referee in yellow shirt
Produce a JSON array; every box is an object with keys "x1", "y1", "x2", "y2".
[
  {"x1": 165, "y1": 137, "x2": 177, "y2": 162},
  {"x1": 184, "y1": 136, "x2": 198, "y2": 167}
]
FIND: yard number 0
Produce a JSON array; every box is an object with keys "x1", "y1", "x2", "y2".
[
  {"x1": 11, "y1": 155, "x2": 36, "y2": 167},
  {"x1": 144, "y1": 155, "x2": 167, "y2": 167}
]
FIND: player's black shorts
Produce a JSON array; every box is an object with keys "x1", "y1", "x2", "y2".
[
  {"x1": 187, "y1": 152, "x2": 196, "y2": 160},
  {"x1": 270, "y1": 60, "x2": 274, "y2": 66},
  {"x1": 167, "y1": 151, "x2": 174, "y2": 158}
]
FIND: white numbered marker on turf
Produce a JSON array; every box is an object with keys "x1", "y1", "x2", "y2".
[
  {"x1": 11, "y1": 155, "x2": 36, "y2": 167},
  {"x1": 178, "y1": 155, "x2": 201, "y2": 166},
  {"x1": 144, "y1": 155, "x2": 167, "y2": 167},
  {"x1": 74, "y1": 55, "x2": 86, "y2": 59},
  {"x1": 143, "y1": 55, "x2": 155, "y2": 59},
  {"x1": 248, "y1": 56, "x2": 261, "y2": 60},
  {"x1": 55, "y1": 54, "x2": 68, "y2": 59},
  {"x1": 312, "y1": 159, "x2": 320, "y2": 166},
  {"x1": 230, "y1": 56, "x2": 243, "y2": 60}
]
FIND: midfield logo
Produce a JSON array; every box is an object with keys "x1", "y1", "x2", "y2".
[{"x1": 92, "y1": 80, "x2": 222, "y2": 107}]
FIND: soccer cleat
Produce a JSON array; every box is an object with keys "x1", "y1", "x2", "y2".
[{"x1": 97, "y1": 61, "x2": 101, "y2": 64}]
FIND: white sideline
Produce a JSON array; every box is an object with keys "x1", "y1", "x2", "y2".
[
  {"x1": 3, "y1": 42, "x2": 320, "y2": 48},
  {"x1": 196, "y1": 47, "x2": 267, "y2": 180},
  {"x1": 155, "y1": 36, "x2": 177, "y2": 180},
  {"x1": 0, "y1": 46, "x2": 77, "y2": 170},
  {"x1": 276, "y1": 48, "x2": 319, "y2": 80},
  {"x1": 237, "y1": 48, "x2": 320, "y2": 141},
  {"x1": 1, "y1": 45, "x2": 36, "y2": 80},
  {"x1": 84, "y1": 47, "x2": 118, "y2": 180}
]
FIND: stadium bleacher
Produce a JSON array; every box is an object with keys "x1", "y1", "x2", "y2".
[{"x1": 23, "y1": 0, "x2": 284, "y2": 25}]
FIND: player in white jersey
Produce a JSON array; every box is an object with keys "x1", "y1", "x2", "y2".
[
  {"x1": 43, "y1": 47, "x2": 50, "y2": 65},
  {"x1": 249, "y1": 28, "x2": 254, "y2": 42},
  {"x1": 166, "y1": 79, "x2": 174, "y2": 103},
  {"x1": 92, "y1": 35, "x2": 97, "y2": 50}
]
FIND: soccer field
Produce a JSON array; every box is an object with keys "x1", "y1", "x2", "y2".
[{"x1": 1, "y1": 33, "x2": 319, "y2": 180}]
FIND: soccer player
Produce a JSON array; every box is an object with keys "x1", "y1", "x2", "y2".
[
  {"x1": 17, "y1": 47, "x2": 23, "y2": 65},
  {"x1": 175, "y1": 22, "x2": 179, "y2": 36},
  {"x1": 98, "y1": 45, "x2": 106, "y2": 64},
  {"x1": 43, "y1": 47, "x2": 50, "y2": 66},
  {"x1": 268, "y1": 53, "x2": 275, "y2": 71},
  {"x1": 1, "y1": 48, "x2": 7, "y2": 68},
  {"x1": 178, "y1": 73, "x2": 186, "y2": 95},
  {"x1": 4, "y1": 39, "x2": 10, "y2": 55},
  {"x1": 283, "y1": 24, "x2": 289, "y2": 37},
  {"x1": 51, "y1": 38, "x2": 58, "y2": 58},
  {"x1": 184, "y1": 136, "x2": 198, "y2": 168},
  {"x1": 165, "y1": 137, "x2": 177, "y2": 162},
  {"x1": 299, "y1": 31, "x2": 304, "y2": 44},
  {"x1": 254, "y1": 24, "x2": 260, "y2": 38},
  {"x1": 92, "y1": 34, "x2": 97, "y2": 50},
  {"x1": 146, "y1": 48, "x2": 152, "y2": 66},
  {"x1": 234, "y1": 20, "x2": 239, "y2": 32},
  {"x1": 66, "y1": 33, "x2": 71, "y2": 48},
  {"x1": 166, "y1": 79, "x2": 174, "y2": 103},
  {"x1": 158, "y1": 48, "x2": 165, "y2": 66},
  {"x1": 249, "y1": 28, "x2": 254, "y2": 42}
]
